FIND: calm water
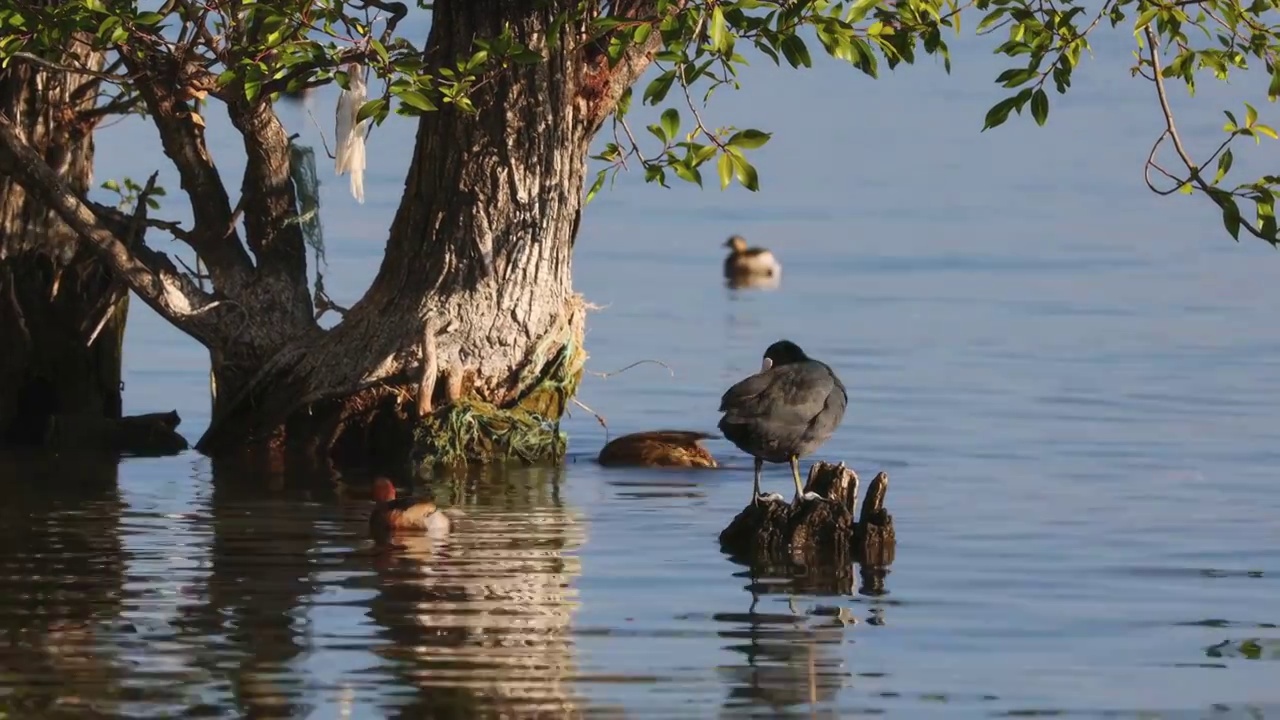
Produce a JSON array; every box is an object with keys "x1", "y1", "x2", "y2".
[{"x1": 5, "y1": 13, "x2": 1280, "y2": 718}]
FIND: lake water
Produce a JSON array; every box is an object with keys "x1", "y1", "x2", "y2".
[{"x1": 4, "y1": 12, "x2": 1280, "y2": 718}]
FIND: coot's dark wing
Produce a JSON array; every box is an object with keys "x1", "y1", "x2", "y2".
[
  {"x1": 718, "y1": 371, "x2": 773, "y2": 412},
  {"x1": 719, "y1": 363, "x2": 837, "y2": 427}
]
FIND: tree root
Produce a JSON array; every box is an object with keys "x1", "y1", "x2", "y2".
[
  {"x1": 43, "y1": 410, "x2": 189, "y2": 457},
  {"x1": 719, "y1": 462, "x2": 896, "y2": 592}
]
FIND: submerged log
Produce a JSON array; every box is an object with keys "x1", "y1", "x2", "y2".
[
  {"x1": 719, "y1": 462, "x2": 896, "y2": 571},
  {"x1": 596, "y1": 430, "x2": 719, "y2": 468},
  {"x1": 44, "y1": 410, "x2": 189, "y2": 457}
]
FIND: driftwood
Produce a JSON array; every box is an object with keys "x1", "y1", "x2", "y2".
[
  {"x1": 44, "y1": 410, "x2": 189, "y2": 457},
  {"x1": 719, "y1": 462, "x2": 896, "y2": 593}
]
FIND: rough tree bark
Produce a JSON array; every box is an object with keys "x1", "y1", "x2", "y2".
[
  {"x1": 0, "y1": 17, "x2": 147, "y2": 452},
  {"x1": 0, "y1": 0, "x2": 660, "y2": 468}
]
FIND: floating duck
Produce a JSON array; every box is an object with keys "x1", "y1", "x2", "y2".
[
  {"x1": 369, "y1": 477, "x2": 451, "y2": 540},
  {"x1": 597, "y1": 430, "x2": 719, "y2": 469},
  {"x1": 723, "y1": 234, "x2": 782, "y2": 279}
]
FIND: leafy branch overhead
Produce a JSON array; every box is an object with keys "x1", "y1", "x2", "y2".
[
  {"x1": 975, "y1": 0, "x2": 1280, "y2": 245},
  {"x1": 0, "y1": 0, "x2": 1277, "y2": 249},
  {"x1": 586, "y1": 0, "x2": 968, "y2": 199}
]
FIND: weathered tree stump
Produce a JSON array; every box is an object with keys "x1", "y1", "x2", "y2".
[
  {"x1": 719, "y1": 462, "x2": 896, "y2": 575},
  {"x1": 44, "y1": 410, "x2": 189, "y2": 457}
]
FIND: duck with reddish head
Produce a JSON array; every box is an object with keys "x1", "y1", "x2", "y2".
[{"x1": 370, "y1": 477, "x2": 452, "y2": 542}]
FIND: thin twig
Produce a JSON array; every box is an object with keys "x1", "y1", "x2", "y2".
[
  {"x1": 85, "y1": 172, "x2": 160, "y2": 347},
  {"x1": 1145, "y1": 28, "x2": 1202, "y2": 180},
  {"x1": 570, "y1": 396, "x2": 609, "y2": 438},
  {"x1": 9, "y1": 52, "x2": 133, "y2": 83},
  {"x1": 1144, "y1": 25, "x2": 1271, "y2": 242},
  {"x1": 1144, "y1": 130, "x2": 1184, "y2": 195},
  {"x1": 306, "y1": 107, "x2": 337, "y2": 160},
  {"x1": 174, "y1": 254, "x2": 211, "y2": 281},
  {"x1": 587, "y1": 358, "x2": 675, "y2": 378}
]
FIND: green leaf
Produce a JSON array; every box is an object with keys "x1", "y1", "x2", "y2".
[
  {"x1": 780, "y1": 35, "x2": 812, "y2": 69},
  {"x1": 717, "y1": 153, "x2": 733, "y2": 190},
  {"x1": 397, "y1": 90, "x2": 437, "y2": 112},
  {"x1": 357, "y1": 98, "x2": 387, "y2": 122},
  {"x1": 1245, "y1": 102, "x2": 1258, "y2": 127},
  {"x1": 1215, "y1": 148, "x2": 1234, "y2": 184},
  {"x1": 1255, "y1": 124, "x2": 1279, "y2": 139},
  {"x1": 633, "y1": 22, "x2": 653, "y2": 46},
  {"x1": 1222, "y1": 197, "x2": 1242, "y2": 240},
  {"x1": 727, "y1": 129, "x2": 772, "y2": 149},
  {"x1": 982, "y1": 97, "x2": 1018, "y2": 131},
  {"x1": 673, "y1": 160, "x2": 703, "y2": 187},
  {"x1": 643, "y1": 70, "x2": 676, "y2": 105},
  {"x1": 644, "y1": 164, "x2": 668, "y2": 187},
  {"x1": 511, "y1": 49, "x2": 543, "y2": 65},
  {"x1": 976, "y1": 8, "x2": 1008, "y2": 33},
  {"x1": 134, "y1": 11, "x2": 165, "y2": 26},
  {"x1": 97, "y1": 15, "x2": 121, "y2": 39},
  {"x1": 847, "y1": 0, "x2": 880, "y2": 23},
  {"x1": 730, "y1": 154, "x2": 760, "y2": 191},
  {"x1": 1030, "y1": 88, "x2": 1049, "y2": 126},
  {"x1": 709, "y1": 6, "x2": 728, "y2": 53},
  {"x1": 660, "y1": 108, "x2": 680, "y2": 141},
  {"x1": 1134, "y1": 7, "x2": 1159, "y2": 30},
  {"x1": 692, "y1": 143, "x2": 718, "y2": 164},
  {"x1": 585, "y1": 168, "x2": 608, "y2": 205},
  {"x1": 101, "y1": 179, "x2": 120, "y2": 192}
]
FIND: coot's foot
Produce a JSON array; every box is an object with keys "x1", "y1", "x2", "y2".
[{"x1": 793, "y1": 490, "x2": 827, "y2": 505}]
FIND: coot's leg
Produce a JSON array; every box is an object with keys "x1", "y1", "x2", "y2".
[
  {"x1": 789, "y1": 455, "x2": 804, "y2": 502},
  {"x1": 752, "y1": 457, "x2": 763, "y2": 505}
]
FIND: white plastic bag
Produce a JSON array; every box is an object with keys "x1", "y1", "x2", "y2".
[{"x1": 334, "y1": 63, "x2": 368, "y2": 204}]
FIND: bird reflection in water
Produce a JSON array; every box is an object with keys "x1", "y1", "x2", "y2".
[
  {"x1": 714, "y1": 578, "x2": 857, "y2": 717},
  {"x1": 364, "y1": 464, "x2": 593, "y2": 718},
  {"x1": 713, "y1": 543, "x2": 893, "y2": 713}
]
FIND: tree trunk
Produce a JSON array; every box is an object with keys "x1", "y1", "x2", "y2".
[
  {"x1": 0, "y1": 0, "x2": 657, "y2": 468},
  {"x1": 196, "y1": 0, "x2": 650, "y2": 468},
  {"x1": 0, "y1": 32, "x2": 123, "y2": 447}
]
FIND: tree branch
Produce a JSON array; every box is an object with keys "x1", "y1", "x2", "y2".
[
  {"x1": 0, "y1": 112, "x2": 224, "y2": 344},
  {"x1": 1144, "y1": 26, "x2": 1273, "y2": 243},
  {"x1": 118, "y1": 46, "x2": 255, "y2": 290},
  {"x1": 225, "y1": 96, "x2": 310, "y2": 289}
]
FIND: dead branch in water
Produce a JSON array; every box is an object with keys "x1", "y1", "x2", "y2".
[{"x1": 44, "y1": 410, "x2": 189, "y2": 457}]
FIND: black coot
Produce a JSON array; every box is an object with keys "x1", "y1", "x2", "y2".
[{"x1": 717, "y1": 340, "x2": 848, "y2": 504}]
